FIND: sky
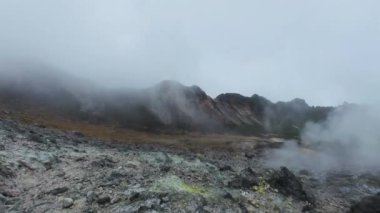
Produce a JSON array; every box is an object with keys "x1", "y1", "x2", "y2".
[{"x1": 0, "y1": 0, "x2": 379, "y2": 106}]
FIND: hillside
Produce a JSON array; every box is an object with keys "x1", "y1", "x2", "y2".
[{"x1": 0, "y1": 66, "x2": 332, "y2": 138}]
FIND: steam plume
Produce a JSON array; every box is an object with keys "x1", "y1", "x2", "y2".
[{"x1": 265, "y1": 104, "x2": 380, "y2": 173}]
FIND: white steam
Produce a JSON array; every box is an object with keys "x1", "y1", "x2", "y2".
[{"x1": 266, "y1": 104, "x2": 380, "y2": 173}]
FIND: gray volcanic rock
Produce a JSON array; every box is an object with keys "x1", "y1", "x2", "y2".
[
  {"x1": 0, "y1": 117, "x2": 378, "y2": 212},
  {"x1": 61, "y1": 197, "x2": 74, "y2": 208}
]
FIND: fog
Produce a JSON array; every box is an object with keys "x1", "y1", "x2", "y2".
[
  {"x1": 1, "y1": 0, "x2": 380, "y2": 106},
  {"x1": 1, "y1": 2, "x2": 380, "y2": 172},
  {"x1": 265, "y1": 104, "x2": 380, "y2": 173}
]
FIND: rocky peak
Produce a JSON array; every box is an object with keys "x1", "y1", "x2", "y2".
[{"x1": 216, "y1": 93, "x2": 252, "y2": 105}]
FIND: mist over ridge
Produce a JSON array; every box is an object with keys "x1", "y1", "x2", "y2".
[
  {"x1": 0, "y1": 61, "x2": 333, "y2": 137},
  {"x1": 1, "y1": 0, "x2": 380, "y2": 106}
]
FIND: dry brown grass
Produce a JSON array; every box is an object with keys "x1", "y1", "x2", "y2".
[{"x1": 0, "y1": 105, "x2": 265, "y2": 153}]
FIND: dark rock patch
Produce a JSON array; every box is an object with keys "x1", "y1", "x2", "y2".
[
  {"x1": 268, "y1": 167, "x2": 314, "y2": 204},
  {"x1": 74, "y1": 156, "x2": 87, "y2": 162},
  {"x1": 90, "y1": 156, "x2": 117, "y2": 168},
  {"x1": 108, "y1": 170, "x2": 128, "y2": 180},
  {"x1": 228, "y1": 168, "x2": 259, "y2": 189},
  {"x1": 160, "y1": 165, "x2": 171, "y2": 173},
  {"x1": 28, "y1": 133, "x2": 44, "y2": 143},
  {"x1": 228, "y1": 177, "x2": 258, "y2": 189},
  {"x1": 49, "y1": 186, "x2": 69, "y2": 195},
  {"x1": 219, "y1": 165, "x2": 233, "y2": 172},
  {"x1": 245, "y1": 152, "x2": 255, "y2": 159},
  {"x1": 349, "y1": 193, "x2": 380, "y2": 213},
  {"x1": 97, "y1": 195, "x2": 111, "y2": 204},
  {"x1": 71, "y1": 131, "x2": 84, "y2": 137},
  {"x1": 0, "y1": 162, "x2": 15, "y2": 178},
  {"x1": 223, "y1": 192, "x2": 234, "y2": 200},
  {"x1": 129, "y1": 192, "x2": 140, "y2": 202}
]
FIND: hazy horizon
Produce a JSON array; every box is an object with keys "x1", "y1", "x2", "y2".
[{"x1": 1, "y1": 0, "x2": 379, "y2": 106}]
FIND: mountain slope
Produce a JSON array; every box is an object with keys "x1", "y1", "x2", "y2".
[{"x1": 0, "y1": 64, "x2": 333, "y2": 137}]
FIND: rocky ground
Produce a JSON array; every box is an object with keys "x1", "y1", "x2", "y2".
[{"x1": 0, "y1": 118, "x2": 379, "y2": 213}]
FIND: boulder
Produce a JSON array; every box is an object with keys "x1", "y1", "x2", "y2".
[
  {"x1": 62, "y1": 198, "x2": 74, "y2": 208},
  {"x1": 268, "y1": 167, "x2": 314, "y2": 204}
]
